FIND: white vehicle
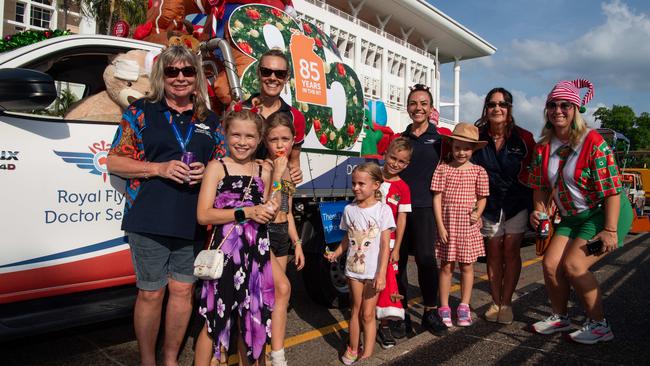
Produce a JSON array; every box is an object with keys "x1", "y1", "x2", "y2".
[
  {"x1": 0, "y1": 35, "x2": 164, "y2": 340},
  {"x1": 0, "y1": 0, "x2": 493, "y2": 339}
]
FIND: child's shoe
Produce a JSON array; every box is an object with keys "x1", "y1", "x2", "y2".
[
  {"x1": 437, "y1": 306, "x2": 453, "y2": 328},
  {"x1": 569, "y1": 318, "x2": 614, "y2": 344},
  {"x1": 378, "y1": 325, "x2": 396, "y2": 349},
  {"x1": 269, "y1": 349, "x2": 288, "y2": 366},
  {"x1": 531, "y1": 313, "x2": 572, "y2": 335},
  {"x1": 341, "y1": 346, "x2": 358, "y2": 365},
  {"x1": 457, "y1": 303, "x2": 473, "y2": 327},
  {"x1": 484, "y1": 303, "x2": 500, "y2": 322}
]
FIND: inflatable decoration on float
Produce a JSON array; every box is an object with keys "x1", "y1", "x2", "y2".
[
  {"x1": 230, "y1": 4, "x2": 364, "y2": 151},
  {"x1": 361, "y1": 100, "x2": 396, "y2": 158},
  {"x1": 133, "y1": 1, "x2": 295, "y2": 105},
  {"x1": 133, "y1": 2, "x2": 364, "y2": 152}
]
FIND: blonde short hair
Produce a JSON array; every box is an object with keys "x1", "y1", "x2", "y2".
[{"x1": 147, "y1": 46, "x2": 210, "y2": 121}]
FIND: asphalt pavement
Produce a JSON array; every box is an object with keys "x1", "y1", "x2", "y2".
[
  {"x1": 2, "y1": 233, "x2": 648, "y2": 365},
  {"x1": 374, "y1": 233, "x2": 650, "y2": 366}
]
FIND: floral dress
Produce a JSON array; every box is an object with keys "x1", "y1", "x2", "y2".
[{"x1": 198, "y1": 162, "x2": 274, "y2": 364}]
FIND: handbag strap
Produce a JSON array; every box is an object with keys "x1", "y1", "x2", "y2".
[{"x1": 206, "y1": 162, "x2": 257, "y2": 251}]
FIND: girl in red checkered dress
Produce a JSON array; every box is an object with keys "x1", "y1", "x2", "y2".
[{"x1": 431, "y1": 123, "x2": 490, "y2": 327}]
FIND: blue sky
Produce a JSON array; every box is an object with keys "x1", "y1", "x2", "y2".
[{"x1": 429, "y1": 0, "x2": 650, "y2": 135}]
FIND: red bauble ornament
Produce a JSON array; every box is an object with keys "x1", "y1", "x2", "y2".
[{"x1": 112, "y1": 20, "x2": 130, "y2": 38}]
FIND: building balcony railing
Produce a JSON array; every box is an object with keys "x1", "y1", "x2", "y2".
[{"x1": 302, "y1": 0, "x2": 431, "y2": 58}]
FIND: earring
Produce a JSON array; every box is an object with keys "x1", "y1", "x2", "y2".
[
  {"x1": 571, "y1": 121, "x2": 576, "y2": 130},
  {"x1": 545, "y1": 121, "x2": 552, "y2": 129}
]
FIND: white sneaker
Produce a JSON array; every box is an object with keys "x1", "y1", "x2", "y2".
[
  {"x1": 269, "y1": 349, "x2": 288, "y2": 366},
  {"x1": 569, "y1": 319, "x2": 614, "y2": 344},
  {"x1": 531, "y1": 314, "x2": 572, "y2": 335}
]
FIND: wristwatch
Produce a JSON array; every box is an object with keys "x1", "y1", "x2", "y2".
[{"x1": 234, "y1": 207, "x2": 246, "y2": 224}]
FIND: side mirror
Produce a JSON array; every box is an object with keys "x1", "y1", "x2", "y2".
[{"x1": 0, "y1": 68, "x2": 57, "y2": 111}]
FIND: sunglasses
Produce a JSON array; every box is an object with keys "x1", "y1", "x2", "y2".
[
  {"x1": 163, "y1": 66, "x2": 197, "y2": 78},
  {"x1": 410, "y1": 83, "x2": 430, "y2": 91},
  {"x1": 546, "y1": 101, "x2": 574, "y2": 111},
  {"x1": 259, "y1": 66, "x2": 289, "y2": 79},
  {"x1": 486, "y1": 101, "x2": 511, "y2": 109}
]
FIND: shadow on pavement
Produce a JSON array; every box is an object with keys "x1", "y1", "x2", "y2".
[{"x1": 385, "y1": 236, "x2": 650, "y2": 366}]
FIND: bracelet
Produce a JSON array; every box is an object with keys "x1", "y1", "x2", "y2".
[
  {"x1": 294, "y1": 239, "x2": 302, "y2": 247},
  {"x1": 271, "y1": 181, "x2": 282, "y2": 192},
  {"x1": 604, "y1": 228, "x2": 617, "y2": 233},
  {"x1": 143, "y1": 161, "x2": 149, "y2": 179}
]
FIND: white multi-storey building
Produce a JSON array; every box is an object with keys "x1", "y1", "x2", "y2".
[
  {"x1": 1, "y1": 0, "x2": 96, "y2": 38},
  {"x1": 293, "y1": 0, "x2": 495, "y2": 130}
]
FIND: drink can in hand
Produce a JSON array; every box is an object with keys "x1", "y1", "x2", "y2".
[
  {"x1": 537, "y1": 212, "x2": 550, "y2": 239},
  {"x1": 181, "y1": 151, "x2": 196, "y2": 166}
]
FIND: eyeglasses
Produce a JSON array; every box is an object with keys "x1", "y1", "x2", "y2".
[
  {"x1": 486, "y1": 101, "x2": 510, "y2": 109},
  {"x1": 163, "y1": 66, "x2": 197, "y2": 78},
  {"x1": 259, "y1": 66, "x2": 288, "y2": 79},
  {"x1": 546, "y1": 101, "x2": 574, "y2": 111}
]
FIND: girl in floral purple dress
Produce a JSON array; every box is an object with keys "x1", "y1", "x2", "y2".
[{"x1": 195, "y1": 106, "x2": 282, "y2": 366}]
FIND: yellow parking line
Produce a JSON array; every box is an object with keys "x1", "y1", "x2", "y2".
[
  {"x1": 227, "y1": 257, "x2": 544, "y2": 363},
  {"x1": 283, "y1": 255, "x2": 543, "y2": 349}
]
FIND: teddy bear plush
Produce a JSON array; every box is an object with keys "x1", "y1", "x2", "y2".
[{"x1": 65, "y1": 50, "x2": 152, "y2": 122}]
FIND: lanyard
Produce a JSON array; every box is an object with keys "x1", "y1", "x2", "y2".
[{"x1": 164, "y1": 110, "x2": 195, "y2": 152}]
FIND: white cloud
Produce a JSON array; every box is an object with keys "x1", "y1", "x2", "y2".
[
  {"x1": 508, "y1": 0, "x2": 650, "y2": 91},
  {"x1": 458, "y1": 90, "x2": 484, "y2": 124}
]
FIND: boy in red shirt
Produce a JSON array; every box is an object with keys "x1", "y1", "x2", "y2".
[{"x1": 376, "y1": 137, "x2": 413, "y2": 348}]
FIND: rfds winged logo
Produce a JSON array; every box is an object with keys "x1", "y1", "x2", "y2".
[{"x1": 54, "y1": 140, "x2": 111, "y2": 182}]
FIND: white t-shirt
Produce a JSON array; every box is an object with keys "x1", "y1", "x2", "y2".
[{"x1": 340, "y1": 201, "x2": 396, "y2": 280}]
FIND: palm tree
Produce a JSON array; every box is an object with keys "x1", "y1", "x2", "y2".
[{"x1": 61, "y1": 0, "x2": 146, "y2": 35}]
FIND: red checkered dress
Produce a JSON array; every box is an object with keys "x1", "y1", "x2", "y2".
[{"x1": 431, "y1": 163, "x2": 489, "y2": 263}]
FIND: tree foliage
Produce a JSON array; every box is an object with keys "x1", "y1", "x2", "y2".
[
  {"x1": 594, "y1": 105, "x2": 650, "y2": 167},
  {"x1": 60, "y1": 0, "x2": 146, "y2": 35}
]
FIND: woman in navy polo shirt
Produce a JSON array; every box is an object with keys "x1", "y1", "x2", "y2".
[
  {"x1": 107, "y1": 45, "x2": 225, "y2": 366},
  {"x1": 472, "y1": 88, "x2": 535, "y2": 325},
  {"x1": 395, "y1": 84, "x2": 448, "y2": 337}
]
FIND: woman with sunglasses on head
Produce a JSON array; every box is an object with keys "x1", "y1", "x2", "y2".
[
  {"x1": 392, "y1": 84, "x2": 448, "y2": 338},
  {"x1": 244, "y1": 48, "x2": 305, "y2": 184},
  {"x1": 527, "y1": 79, "x2": 632, "y2": 344},
  {"x1": 471, "y1": 88, "x2": 535, "y2": 325},
  {"x1": 107, "y1": 45, "x2": 225, "y2": 366}
]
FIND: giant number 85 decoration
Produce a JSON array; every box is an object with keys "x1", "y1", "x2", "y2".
[{"x1": 229, "y1": 4, "x2": 364, "y2": 151}]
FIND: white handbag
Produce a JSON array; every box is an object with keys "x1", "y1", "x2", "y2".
[
  {"x1": 193, "y1": 247, "x2": 225, "y2": 280},
  {"x1": 193, "y1": 169, "x2": 254, "y2": 280}
]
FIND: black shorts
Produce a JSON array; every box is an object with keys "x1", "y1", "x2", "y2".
[{"x1": 268, "y1": 221, "x2": 290, "y2": 257}]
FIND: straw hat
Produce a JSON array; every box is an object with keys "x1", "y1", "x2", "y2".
[{"x1": 444, "y1": 122, "x2": 487, "y2": 149}]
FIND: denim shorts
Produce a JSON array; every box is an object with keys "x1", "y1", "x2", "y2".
[
  {"x1": 127, "y1": 231, "x2": 202, "y2": 291},
  {"x1": 268, "y1": 222, "x2": 290, "y2": 257},
  {"x1": 481, "y1": 209, "x2": 528, "y2": 238}
]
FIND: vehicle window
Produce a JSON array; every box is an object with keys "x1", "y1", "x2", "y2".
[{"x1": 5, "y1": 47, "x2": 135, "y2": 122}]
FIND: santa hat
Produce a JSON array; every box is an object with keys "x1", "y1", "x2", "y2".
[{"x1": 546, "y1": 78, "x2": 594, "y2": 113}]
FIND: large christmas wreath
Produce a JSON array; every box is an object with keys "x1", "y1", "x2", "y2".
[
  {"x1": 229, "y1": 5, "x2": 365, "y2": 151},
  {"x1": 0, "y1": 29, "x2": 71, "y2": 52}
]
